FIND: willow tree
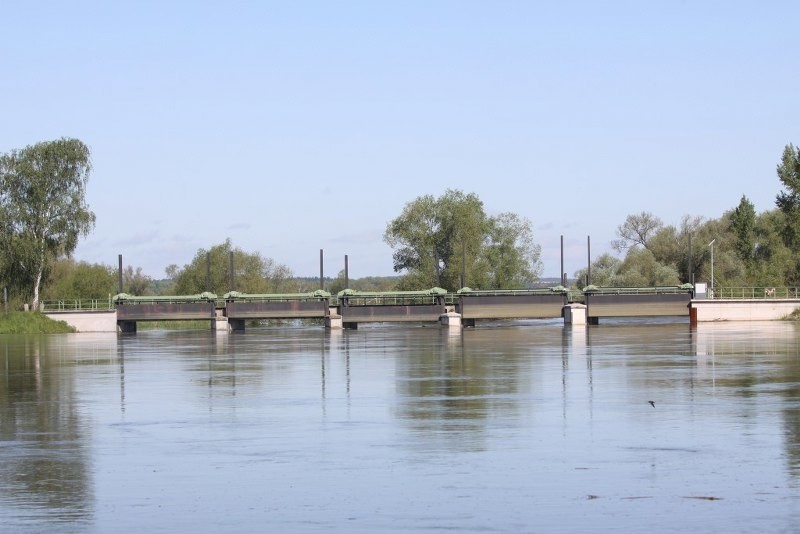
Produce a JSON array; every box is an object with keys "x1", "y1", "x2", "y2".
[
  {"x1": 0, "y1": 138, "x2": 95, "y2": 309},
  {"x1": 384, "y1": 189, "x2": 541, "y2": 291}
]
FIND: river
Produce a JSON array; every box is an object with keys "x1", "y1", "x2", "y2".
[{"x1": 1, "y1": 320, "x2": 799, "y2": 532}]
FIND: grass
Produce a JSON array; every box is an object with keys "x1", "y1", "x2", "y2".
[
  {"x1": 783, "y1": 309, "x2": 800, "y2": 321},
  {"x1": 0, "y1": 311, "x2": 76, "y2": 334}
]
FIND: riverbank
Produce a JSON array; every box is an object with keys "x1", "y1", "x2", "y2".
[{"x1": 0, "y1": 312, "x2": 75, "y2": 334}]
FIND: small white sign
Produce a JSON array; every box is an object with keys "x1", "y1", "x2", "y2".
[{"x1": 695, "y1": 283, "x2": 707, "y2": 293}]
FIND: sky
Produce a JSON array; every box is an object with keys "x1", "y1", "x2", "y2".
[{"x1": 2, "y1": 1, "x2": 798, "y2": 280}]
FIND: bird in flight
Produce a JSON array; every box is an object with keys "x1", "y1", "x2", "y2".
[{"x1": 648, "y1": 401, "x2": 655, "y2": 408}]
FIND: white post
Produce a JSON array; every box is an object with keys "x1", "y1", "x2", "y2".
[{"x1": 708, "y1": 238, "x2": 716, "y2": 300}]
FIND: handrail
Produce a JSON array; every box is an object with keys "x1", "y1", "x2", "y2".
[
  {"x1": 40, "y1": 298, "x2": 115, "y2": 312},
  {"x1": 711, "y1": 287, "x2": 800, "y2": 299},
  {"x1": 583, "y1": 285, "x2": 693, "y2": 295}
]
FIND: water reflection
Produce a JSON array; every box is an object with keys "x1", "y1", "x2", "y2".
[
  {"x1": 0, "y1": 336, "x2": 92, "y2": 526},
  {"x1": 1, "y1": 322, "x2": 800, "y2": 531},
  {"x1": 693, "y1": 322, "x2": 800, "y2": 480}
]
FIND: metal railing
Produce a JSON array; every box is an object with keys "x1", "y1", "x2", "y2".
[
  {"x1": 711, "y1": 287, "x2": 800, "y2": 299},
  {"x1": 40, "y1": 298, "x2": 115, "y2": 312}
]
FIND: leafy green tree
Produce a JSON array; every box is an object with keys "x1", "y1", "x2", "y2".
[
  {"x1": 43, "y1": 259, "x2": 116, "y2": 300},
  {"x1": 573, "y1": 253, "x2": 622, "y2": 288},
  {"x1": 172, "y1": 239, "x2": 293, "y2": 295},
  {"x1": 617, "y1": 248, "x2": 681, "y2": 286},
  {"x1": 0, "y1": 138, "x2": 95, "y2": 309},
  {"x1": 729, "y1": 195, "x2": 756, "y2": 263},
  {"x1": 384, "y1": 190, "x2": 541, "y2": 291},
  {"x1": 776, "y1": 144, "x2": 800, "y2": 249},
  {"x1": 480, "y1": 212, "x2": 542, "y2": 288}
]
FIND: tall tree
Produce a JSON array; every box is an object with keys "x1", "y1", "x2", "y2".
[
  {"x1": 0, "y1": 138, "x2": 95, "y2": 309},
  {"x1": 384, "y1": 190, "x2": 541, "y2": 290},
  {"x1": 729, "y1": 195, "x2": 756, "y2": 262},
  {"x1": 775, "y1": 143, "x2": 800, "y2": 249}
]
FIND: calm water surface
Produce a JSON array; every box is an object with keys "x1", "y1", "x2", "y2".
[{"x1": 2, "y1": 320, "x2": 800, "y2": 532}]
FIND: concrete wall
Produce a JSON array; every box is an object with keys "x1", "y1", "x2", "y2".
[
  {"x1": 45, "y1": 311, "x2": 118, "y2": 332},
  {"x1": 692, "y1": 299, "x2": 800, "y2": 322}
]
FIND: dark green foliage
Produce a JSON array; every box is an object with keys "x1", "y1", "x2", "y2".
[
  {"x1": 43, "y1": 259, "x2": 116, "y2": 300},
  {"x1": 776, "y1": 144, "x2": 800, "y2": 248},
  {"x1": 730, "y1": 195, "x2": 756, "y2": 262}
]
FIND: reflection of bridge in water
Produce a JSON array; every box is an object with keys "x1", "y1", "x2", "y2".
[{"x1": 106, "y1": 285, "x2": 697, "y2": 333}]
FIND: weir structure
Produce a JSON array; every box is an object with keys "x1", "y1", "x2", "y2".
[
  {"x1": 43, "y1": 285, "x2": 800, "y2": 333},
  {"x1": 113, "y1": 292, "x2": 218, "y2": 333},
  {"x1": 337, "y1": 288, "x2": 447, "y2": 329},
  {"x1": 224, "y1": 290, "x2": 331, "y2": 331}
]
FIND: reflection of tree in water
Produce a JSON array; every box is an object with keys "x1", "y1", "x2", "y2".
[
  {"x1": 0, "y1": 337, "x2": 91, "y2": 524},
  {"x1": 393, "y1": 328, "x2": 540, "y2": 452},
  {"x1": 779, "y1": 340, "x2": 800, "y2": 479}
]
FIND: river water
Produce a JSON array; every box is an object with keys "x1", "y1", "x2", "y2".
[{"x1": 1, "y1": 320, "x2": 799, "y2": 533}]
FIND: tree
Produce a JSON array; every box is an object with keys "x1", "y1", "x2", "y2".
[
  {"x1": 123, "y1": 266, "x2": 152, "y2": 296},
  {"x1": 729, "y1": 195, "x2": 756, "y2": 263},
  {"x1": 0, "y1": 138, "x2": 95, "y2": 309},
  {"x1": 573, "y1": 253, "x2": 623, "y2": 288},
  {"x1": 611, "y1": 212, "x2": 663, "y2": 253},
  {"x1": 43, "y1": 258, "x2": 116, "y2": 300},
  {"x1": 171, "y1": 239, "x2": 293, "y2": 295},
  {"x1": 384, "y1": 190, "x2": 541, "y2": 291},
  {"x1": 617, "y1": 248, "x2": 681, "y2": 287},
  {"x1": 481, "y1": 212, "x2": 542, "y2": 288},
  {"x1": 775, "y1": 144, "x2": 800, "y2": 249}
]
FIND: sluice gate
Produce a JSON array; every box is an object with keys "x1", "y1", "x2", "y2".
[
  {"x1": 114, "y1": 293, "x2": 218, "y2": 333},
  {"x1": 338, "y1": 288, "x2": 447, "y2": 328},
  {"x1": 456, "y1": 288, "x2": 569, "y2": 325},
  {"x1": 224, "y1": 290, "x2": 331, "y2": 331},
  {"x1": 583, "y1": 285, "x2": 694, "y2": 322}
]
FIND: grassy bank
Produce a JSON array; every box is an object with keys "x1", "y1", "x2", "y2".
[{"x1": 0, "y1": 312, "x2": 76, "y2": 334}]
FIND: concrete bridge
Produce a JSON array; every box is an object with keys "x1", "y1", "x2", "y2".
[{"x1": 41, "y1": 285, "x2": 800, "y2": 333}]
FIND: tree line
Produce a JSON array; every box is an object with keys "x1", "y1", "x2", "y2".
[
  {"x1": 2, "y1": 138, "x2": 799, "y2": 310},
  {"x1": 576, "y1": 144, "x2": 800, "y2": 290}
]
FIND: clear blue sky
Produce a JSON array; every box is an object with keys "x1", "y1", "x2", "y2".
[{"x1": 2, "y1": 1, "x2": 798, "y2": 280}]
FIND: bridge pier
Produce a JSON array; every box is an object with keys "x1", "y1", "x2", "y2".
[
  {"x1": 228, "y1": 318, "x2": 246, "y2": 332},
  {"x1": 563, "y1": 304, "x2": 586, "y2": 325},
  {"x1": 118, "y1": 320, "x2": 137, "y2": 333},
  {"x1": 325, "y1": 313, "x2": 343, "y2": 329},
  {"x1": 439, "y1": 311, "x2": 462, "y2": 327}
]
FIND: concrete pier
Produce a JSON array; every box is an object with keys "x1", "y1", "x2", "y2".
[
  {"x1": 439, "y1": 311, "x2": 462, "y2": 328},
  {"x1": 325, "y1": 312, "x2": 343, "y2": 329},
  {"x1": 563, "y1": 304, "x2": 587, "y2": 325}
]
